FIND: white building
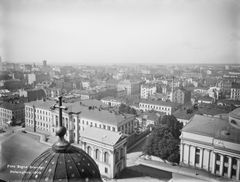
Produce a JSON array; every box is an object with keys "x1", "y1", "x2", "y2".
[
  {"x1": 101, "y1": 97, "x2": 123, "y2": 107},
  {"x1": 79, "y1": 127, "x2": 127, "y2": 178},
  {"x1": 140, "y1": 83, "x2": 157, "y2": 99},
  {"x1": 180, "y1": 112, "x2": 240, "y2": 181},
  {"x1": 139, "y1": 100, "x2": 179, "y2": 115},
  {"x1": 25, "y1": 100, "x2": 135, "y2": 141},
  {"x1": 231, "y1": 83, "x2": 240, "y2": 101}
]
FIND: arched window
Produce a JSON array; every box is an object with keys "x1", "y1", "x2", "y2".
[
  {"x1": 104, "y1": 152, "x2": 109, "y2": 164},
  {"x1": 87, "y1": 146, "x2": 92, "y2": 156},
  {"x1": 95, "y1": 149, "x2": 100, "y2": 160}
]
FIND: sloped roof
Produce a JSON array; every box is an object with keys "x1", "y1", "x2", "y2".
[
  {"x1": 81, "y1": 127, "x2": 126, "y2": 146},
  {"x1": 182, "y1": 114, "x2": 240, "y2": 144}
]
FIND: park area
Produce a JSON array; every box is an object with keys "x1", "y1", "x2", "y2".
[{"x1": 0, "y1": 131, "x2": 49, "y2": 181}]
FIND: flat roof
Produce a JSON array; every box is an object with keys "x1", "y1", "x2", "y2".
[{"x1": 182, "y1": 114, "x2": 240, "y2": 144}]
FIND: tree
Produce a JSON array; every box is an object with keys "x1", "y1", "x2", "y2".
[
  {"x1": 119, "y1": 103, "x2": 137, "y2": 115},
  {"x1": 143, "y1": 125, "x2": 180, "y2": 163},
  {"x1": 143, "y1": 115, "x2": 183, "y2": 163},
  {"x1": 160, "y1": 115, "x2": 183, "y2": 139}
]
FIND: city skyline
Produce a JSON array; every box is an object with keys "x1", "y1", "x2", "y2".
[{"x1": 0, "y1": 0, "x2": 240, "y2": 65}]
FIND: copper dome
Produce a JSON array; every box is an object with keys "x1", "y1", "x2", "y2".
[{"x1": 22, "y1": 126, "x2": 102, "y2": 182}]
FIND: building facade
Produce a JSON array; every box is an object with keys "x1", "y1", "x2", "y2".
[
  {"x1": 101, "y1": 97, "x2": 123, "y2": 107},
  {"x1": 79, "y1": 127, "x2": 127, "y2": 178},
  {"x1": 140, "y1": 83, "x2": 157, "y2": 99},
  {"x1": 172, "y1": 88, "x2": 191, "y2": 104},
  {"x1": 117, "y1": 80, "x2": 140, "y2": 96},
  {"x1": 231, "y1": 83, "x2": 240, "y2": 101},
  {"x1": 139, "y1": 100, "x2": 178, "y2": 115},
  {"x1": 25, "y1": 100, "x2": 135, "y2": 141},
  {"x1": 0, "y1": 101, "x2": 25, "y2": 125},
  {"x1": 180, "y1": 114, "x2": 240, "y2": 181}
]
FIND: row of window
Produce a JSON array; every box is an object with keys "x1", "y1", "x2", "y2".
[
  {"x1": 139, "y1": 104, "x2": 171, "y2": 111},
  {"x1": 86, "y1": 146, "x2": 110, "y2": 164}
]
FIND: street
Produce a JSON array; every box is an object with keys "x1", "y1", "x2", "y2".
[{"x1": 115, "y1": 135, "x2": 172, "y2": 182}]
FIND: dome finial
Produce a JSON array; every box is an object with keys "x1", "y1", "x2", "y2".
[{"x1": 51, "y1": 96, "x2": 70, "y2": 152}]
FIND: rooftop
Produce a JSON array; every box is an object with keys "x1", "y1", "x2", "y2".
[
  {"x1": 182, "y1": 114, "x2": 240, "y2": 144},
  {"x1": 80, "y1": 127, "x2": 126, "y2": 146},
  {"x1": 67, "y1": 102, "x2": 134, "y2": 125},
  {"x1": 25, "y1": 100, "x2": 56, "y2": 110},
  {"x1": 232, "y1": 82, "x2": 240, "y2": 89},
  {"x1": 140, "y1": 99, "x2": 179, "y2": 108}
]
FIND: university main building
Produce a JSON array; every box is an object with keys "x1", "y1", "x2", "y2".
[{"x1": 180, "y1": 108, "x2": 240, "y2": 181}]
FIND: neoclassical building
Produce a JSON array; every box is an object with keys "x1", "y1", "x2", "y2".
[
  {"x1": 180, "y1": 112, "x2": 240, "y2": 181},
  {"x1": 79, "y1": 127, "x2": 127, "y2": 178}
]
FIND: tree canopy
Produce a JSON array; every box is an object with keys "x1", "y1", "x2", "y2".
[
  {"x1": 119, "y1": 103, "x2": 137, "y2": 115},
  {"x1": 143, "y1": 115, "x2": 183, "y2": 163}
]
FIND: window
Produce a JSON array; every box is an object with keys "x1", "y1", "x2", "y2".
[
  {"x1": 105, "y1": 167, "x2": 108, "y2": 174},
  {"x1": 104, "y1": 152, "x2": 109, "y2": 164},
  {"x1": 112, "y1": 127, "x2": 115, "y2": 132},
  {"x1": 195, "y1": 148, "x2": 200, "y2": 165},
  {"x1": 107, "y1": 126, "x2": 110, "y2": 130},
  {"x1": 95, "y1": 149, "x2": 100, "y2": 160},
  {"x1": 87, "y1": 146, "x2": 92, "y2": 156},
  {"x1": 103, "y1": 125, "x2": 106, "y2": 129}
]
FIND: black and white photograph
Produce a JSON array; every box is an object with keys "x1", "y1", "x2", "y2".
[{"x1": 0, "y1": 0, "x2": 240, "y2": 181}]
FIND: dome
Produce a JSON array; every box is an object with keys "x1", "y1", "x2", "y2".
[{"x1": 22, "y1": 127, "x2": 102, "y2": 182}]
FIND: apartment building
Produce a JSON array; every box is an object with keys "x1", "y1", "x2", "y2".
[{"x1": 140, "y1": 83, "x2": 157, "y2": 99}]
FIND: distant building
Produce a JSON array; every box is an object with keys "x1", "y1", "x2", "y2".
[
  {"x1": 0, "y1": 101, "x2": 25, "y2": 125},
  {"x1": 101, "y1": 97, "x2": 123, "y2": 107},
  {"x1": 19, "y1": 88, "x2": 46, "y2": 102},
  {"x1": 79, "y1": 127, "x2": 127, "y2": 178},
  {"x1": 172, "y1": 88, "x2": 191, "y2": 104},
  {"x1": 139, "y1": 100, "x2": 179, "y2": 115},
  {"x1": 117, "y1": 80, "x2": 140, "y2": 96},
  {"x1": 198, "y1": 96, "x2": 214, "y2": 104},
  {"x1": 26, "y1": 73, "x2": 36, "y2": 85},
  {"x1": 230, "y1": 83, "x2": 240, "y2": 101},
  {"x1": 140, "y1": 83, "x2": 157, "y2": 99},
  {"x1": 180, "y1": 113, "x2": 240, "y2": 181},
  {"x1": 25, "y1": 100, "x2": 135, "y2": 140}
]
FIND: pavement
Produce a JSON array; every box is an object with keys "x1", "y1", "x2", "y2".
[{"x1": 137, "y1": 156, "x2": 236, "y2": 182}]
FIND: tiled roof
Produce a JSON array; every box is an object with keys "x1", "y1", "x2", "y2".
[
  {"x1": 81, "y1": 127, "x2": 126, "y2": 146},
  {"x1": 182, "y1": 114, "x2": 240, "y2": 144}
]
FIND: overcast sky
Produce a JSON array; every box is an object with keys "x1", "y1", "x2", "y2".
[{"x1": 0, "y1": 0, "x2": 239, "y2": 65}]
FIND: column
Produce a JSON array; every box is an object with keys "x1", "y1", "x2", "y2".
[
  {"x1": 227, "y1": 156, "x2": 232, "y2": 178},
  {"x1": 180, "y1": 143, "x2": 184, "y2": 163},
  {"x1": 237, "y1": 159, "x2": 240, "y2": 180},
  {"x1": 212, "y1": 152, "x2": 216, "y2": 174},
  {"x1": 219, "y1": 154, "x2": 224, "y2": 176},
  {"x1": 199, "y1": 148, "x2": 203, "y2": 169},
  {"x1": 207, "y1": 149, "x2": 211, "y2": 171},
  {"x1": 188, "y1": 145, "x2": 191, "y2": 165},
  {"x1": 191, "y1": 146, "x2": 196, "y2": 167}
]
